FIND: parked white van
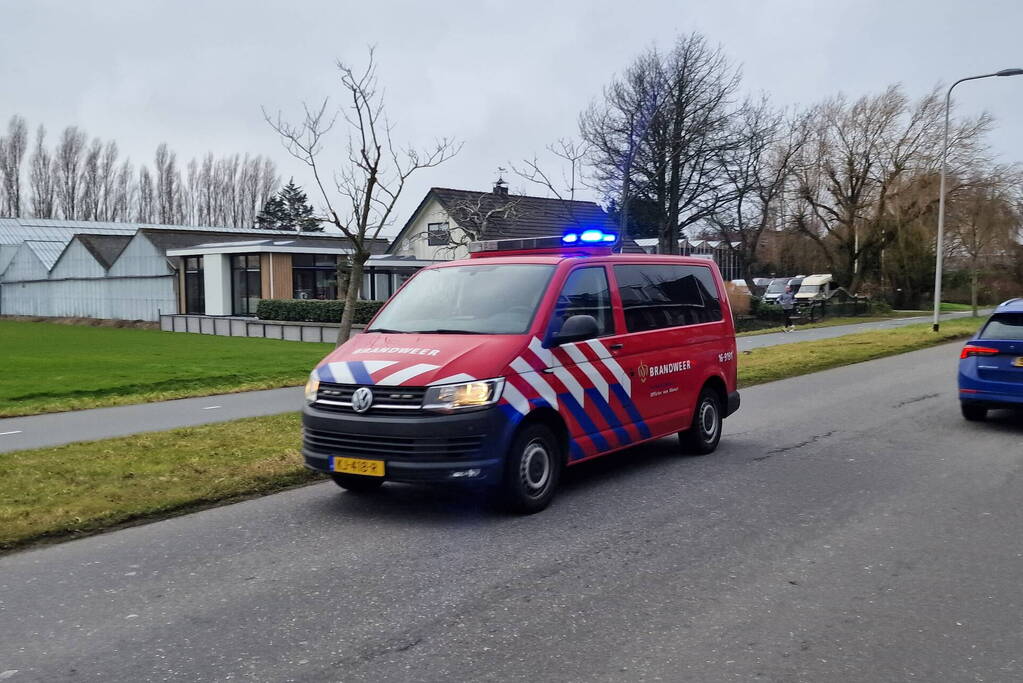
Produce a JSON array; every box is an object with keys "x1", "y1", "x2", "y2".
[{"x1": 794, "y1": 274, "x2": 833, "y2": 303}]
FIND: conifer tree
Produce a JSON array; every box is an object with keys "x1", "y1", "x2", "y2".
[{"x1": 256, "y1": 178, "x2": 322, "y2": 231}]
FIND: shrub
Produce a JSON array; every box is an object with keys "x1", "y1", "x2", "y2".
[{"x1": 256, "y1": 299, "x2": 385, "y2": 324}]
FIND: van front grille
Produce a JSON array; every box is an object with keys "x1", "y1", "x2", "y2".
[{"x1": 304, "y1": 429, "x2": 485, "y2": 461}]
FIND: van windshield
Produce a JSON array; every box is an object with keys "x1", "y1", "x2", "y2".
[
  {"x1": 798, "y1": 284, "x2": 820, "y2": 296},
  {"x1": 367, "y1": 264, "x2": 556, "y2": 334},
  {"x1": 766, "y1": 280, "x2": 788, "y2": 293}
]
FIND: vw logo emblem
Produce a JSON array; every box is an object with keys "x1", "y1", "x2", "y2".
[{"x1": 351, "y1": 387, "x2": 374, "y2": 413}]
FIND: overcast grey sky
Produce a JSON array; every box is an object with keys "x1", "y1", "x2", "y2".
[{"x1": 4, "y1": 0, "x2": 1022, "y2": 235}]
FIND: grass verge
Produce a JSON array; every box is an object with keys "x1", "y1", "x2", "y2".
[
  {"x1": 0, "y1": 414, "x2": 313, "y2": 550},
  {"x1": 736, "y1": 317, "x2": 982, "y2": 388},
  {"x1": 0, "y1": 317, "x2": 984, "y2": 551},
  {"x1": 1, "y1": 321, "x2": 332, "y2": 417}
]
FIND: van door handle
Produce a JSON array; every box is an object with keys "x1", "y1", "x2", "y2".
[{"x1": 610, "y1": 343, "x2": 624, "y2": 350}]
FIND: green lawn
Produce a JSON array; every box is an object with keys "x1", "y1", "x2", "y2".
[
  {"x1": 0, "y1": 321, "x2": 332, "y2": 417},
  {"x1": 0, "y1": 317, "x2": 985, "y2": 551}
]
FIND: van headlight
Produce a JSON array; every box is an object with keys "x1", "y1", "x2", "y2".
[
  {"x1": 423, "y1": 378, "x2": 504, "y2": 412},
  {"x1": 304, "y1": 372, "x2": 320, "y2": 404}
]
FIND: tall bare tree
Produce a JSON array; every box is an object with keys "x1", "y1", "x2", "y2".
[
  {"x1": 54, "y1": 126, "x2": 86, "y2": 219},
  {"x1": 28, "y1": 125, "x2": 55, "y2": 218},
  {"x1": 137, "y1": 165, "x2": 154, "y2": 223},
  {"x1": 79, "y1": 137, "x2": 103, "y2": 220},
  {"x1": 708, "y1": 98, "x2": 807, "y2": 290},
  {"x1": 265, "y1": 48, "x2": 461, "y2": 343},
  {"x1": 583, "y1": 33, "x2": 741, "y2": 253},
  {"x1": 0, "y1": 115, "x2": 29, "y2": 217},
  {"x1": 947, "y1": 169, "x2": 1019, "y2": 316},
  {"x1": 793, "y1": 85, "x2": 990, "y2": 292}
]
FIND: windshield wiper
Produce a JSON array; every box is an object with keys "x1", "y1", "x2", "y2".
[
  {"x1": 365, "y1": 328, "x2": 409, "y2": 334},
  {"x1": 412, "y1": 329, "x2": 486, "y2": 334}
]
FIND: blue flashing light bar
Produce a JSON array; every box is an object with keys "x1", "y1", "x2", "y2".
[{"x1": 562, "y1": 228, "x2": 619, "y2": 245}]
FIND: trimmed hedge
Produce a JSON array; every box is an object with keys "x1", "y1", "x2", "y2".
[{"x1": 255, "y1": 299, "x2": 385, "y2": 324}]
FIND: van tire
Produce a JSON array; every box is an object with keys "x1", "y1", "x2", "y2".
[
  {"x1": 961, "y1": 403, "x2": 987, "y2": 422},
  {"x1": 680, "y1": 387, "x2": 723, "y2": 455},
  {"x1": 331, "y1": 473, "x2": 385, "y2": 492},
  {"x1": 501, "y1": 423, "x2": 562, "y2": 514}
]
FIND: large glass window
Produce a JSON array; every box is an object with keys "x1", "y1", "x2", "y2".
[
  {"x1": 292, "y1": 254, "x2": 338, "y2": 300},
  {"x1": 368, "y1": 264, "x2": 555, "y2": 334},
  {"x1": 427, "y1": 222, "x2": 450, "y2": 246},
  {"x1": 231, "y1": 254, "x2": 262, "y2": 316},
  {"x1": 613, "y1": 264, "x2": 722, "y2": 332},
  {"x1": 547, "y1": 267, "x2": 614, "y2": 338},
  {"x1": 184, "y1": 256, "x2": 205, "y2": 314}
]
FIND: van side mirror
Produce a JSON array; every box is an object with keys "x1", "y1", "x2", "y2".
[{"x1": 551, "y1": 314, "x2": 600, "y2": 346}]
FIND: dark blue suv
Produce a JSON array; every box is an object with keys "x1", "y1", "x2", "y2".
[{"x1": 958, "y1": 298, "x2": 1023, "y2": 421}]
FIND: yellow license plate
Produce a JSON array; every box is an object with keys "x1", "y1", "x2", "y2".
[
  {"x1": 333, "y1": 457, "x2": 385, "y2": 477},
  {"x1": 1014, "y1": 357, "x2": 1023, "y2": 368}
]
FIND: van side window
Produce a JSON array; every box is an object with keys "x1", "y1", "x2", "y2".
[
  {"x1": 547, "y1": 267, "x2": 614, "y2": 337},
  {"x1": 613, "y1": 264, "x2": 723, "y2": 332}
]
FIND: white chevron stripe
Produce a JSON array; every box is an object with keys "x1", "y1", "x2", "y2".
[
  {"x1": 376, "y1": 363, "x2": 440, "y2": 386},
  {"x1": 510, "y1": 357, "x2": 559, "y2": 407},
  {"x1": 429, "y1": 373, "x2": 477, "y2": 385},
  {"x1": 362, "y1": 360, "x2": 398, "y2": 376},
  {"x1": 584, "y1": 339, "x2": 631, "y2": 395},
  {"x1": 501, "y1": 381, "x2": 531, "y2": 415},
  {"x1": 527, "y1": 336, "x2": 585, "y2": 406},
  {"x1": 528, "y1": 336, "x2": 556, "y2": 367},
  {"x1": 561, "y1": 342, "x2": 610, "y2": 403},
  {"x1": 325, "y1": 361, "x2": 355, "y2": 384}
]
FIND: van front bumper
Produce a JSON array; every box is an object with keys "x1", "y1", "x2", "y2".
[{"x1": 302, "y1": 403, "x2": 513, "y2": 484}]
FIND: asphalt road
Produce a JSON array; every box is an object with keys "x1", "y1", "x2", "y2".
[
  {"x1": 0, "y1": 309, "x2": 988, "y2": 453},
  {"x1": 3, "y1": 342, "x2": 1022, "y2": 682}
]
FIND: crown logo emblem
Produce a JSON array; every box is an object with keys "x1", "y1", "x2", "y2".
[{"x1": 637, "y1": 360, "x2": 649, "y2": 383}]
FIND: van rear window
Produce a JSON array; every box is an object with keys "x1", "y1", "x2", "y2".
[
  {"x1": 613, "y1": 264, "x2": 722, "y2": 333},
  {"x1": 979, "y1": 314, "x2": 1023, "y2": 341}
]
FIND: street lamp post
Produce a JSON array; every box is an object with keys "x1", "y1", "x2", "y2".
[{"x1": 933, "y1": 68, "x2": 1023, "y2": 332}]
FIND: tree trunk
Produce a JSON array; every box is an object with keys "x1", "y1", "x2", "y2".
[
  {"x1": 336, "y1": 253, "x2": 369, "y2": 346},
  {"x1": 971, "y1": 267, "x2": 979, "y2": 318}
]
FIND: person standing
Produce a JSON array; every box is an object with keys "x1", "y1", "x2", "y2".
[{"x1": 778, "y1": 286, "x2": 796, "y2": 332}]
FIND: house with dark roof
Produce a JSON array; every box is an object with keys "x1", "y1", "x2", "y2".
[{"x1": 387, "y1": 180, "x2": 641, "y2": 260}]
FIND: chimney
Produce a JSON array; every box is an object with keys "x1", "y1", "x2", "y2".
[{"x1": 493, "y1": 176, "x2": 509, "y2": 197}]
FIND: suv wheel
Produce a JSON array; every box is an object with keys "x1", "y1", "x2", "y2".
[
  {"x1": 961, "y1": 402, "x2": 987, "y2": 422},
  {"x1": 680, "y1": 387, "x2": 723, "y2": 455},
  {"x1": 502, "y1": 423, "x2": 562, "y2": 514}
]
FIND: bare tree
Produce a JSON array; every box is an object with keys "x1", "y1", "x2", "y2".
[
  {"x1": 708, "y1": 98, "x2": 807, "y2": 290},
  {"x1": 947, "y1": 169, "x2": 1019, "y2": 316},
  {"x1": 582, "y1": 34, "x2": 741, "y2": 253},
  {"x1": 793, "y1": 85, "x2": 990, "y2": 292},
  {"x1": 28, "y1": 125, "x2": 55, "y2": 218},
  {"x1": 0, "y1": 115, "x2": 29, "y2": 217},
  {"x1": 79, "y1": 137, "x2": 103, "y2": 220},
  {"x1": 54, "y1": 126, "x2": 86, "y2": 219},
  {"x1": 98, "y1": 140, "x2": 119, "y2": 220},
  {"x1": 265, "y1": 48, "x2": 461, "y2": 343},
  {"x1": 112, "y1": 158, "x2": 134, "y2": 221},
  {"x1": 137, "y1": 165, "x2": 154, "y2": 222}
]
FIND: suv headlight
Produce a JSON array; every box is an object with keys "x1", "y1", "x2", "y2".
[
  {"x1": 304, "y1": 372, "x2": 320, "y2": 404},
  {"x1": 423, "y1": 378, "x2": 504, "y2": 412}
]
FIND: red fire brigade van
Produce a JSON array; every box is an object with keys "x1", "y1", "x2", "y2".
[{"x1": 302, "y1": 230, "x2": 740, "y2": 512}]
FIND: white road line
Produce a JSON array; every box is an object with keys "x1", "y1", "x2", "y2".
[
  {"x1": 0, "y1": 430, "x2": 23, "y2": 436},
  {"x1": 202, "y1": 406, "x2": 222, "y2": 410}
]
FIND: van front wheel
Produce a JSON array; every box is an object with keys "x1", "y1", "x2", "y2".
[
  {"x1": 680, "y1": 388, "x2": 722, "y2": 455},
  {"x1": 502, "y1": 423, "x2": 562, "y2": 514}
]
